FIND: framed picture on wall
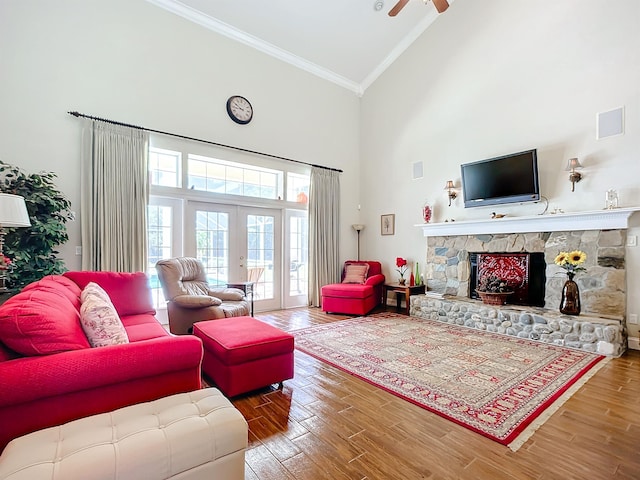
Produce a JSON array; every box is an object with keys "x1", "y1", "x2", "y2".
[{"x1": 381, "y1": 214, "x2": 395, "y2": 235}]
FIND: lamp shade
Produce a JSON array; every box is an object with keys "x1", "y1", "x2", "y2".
[
  {"x1": 444, "y1": 180, "x2": 455, "y2": 190},
  {"x1": 352, "y1": 224, "x2": 365, "y2": 232},
  {"x1": 0, "y1": 193, "x2": 31, "y2": 227},
  {"x1": 565, "y1": 158, "x2": 583, "y2": 171}
]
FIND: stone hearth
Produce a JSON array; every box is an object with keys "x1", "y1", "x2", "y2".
[{"x1": 410, "y1": 295, "x2": 624, "y2": 357}]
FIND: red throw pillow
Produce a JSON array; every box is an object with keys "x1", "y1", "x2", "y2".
[
  {"x1": 0, "y1": 289, "x2": 90, "y2": 356},
  {"x1": 64, "y1": 271, "x2": 155, "y2": 316},
  {"x1": 342, "y1": 263, "x2": 370, "y2": 284}
]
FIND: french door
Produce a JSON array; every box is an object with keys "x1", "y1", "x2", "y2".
[{"x1": 185, "y1": 202, "x2": 282, "y2": 312}]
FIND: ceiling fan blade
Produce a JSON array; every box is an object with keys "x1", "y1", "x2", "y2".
[
  {"x1": 432, "y1": 0, "x2": 449, "y2": 13},
  {"x1": 388, "y1": 0, "x2": 410, "y2": 17}
]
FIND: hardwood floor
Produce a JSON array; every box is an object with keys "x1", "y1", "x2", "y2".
[{"x1": 231, "y1": 307, "x2": 640, "y2": 480}]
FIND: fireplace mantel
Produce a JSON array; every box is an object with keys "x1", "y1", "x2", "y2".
[{"x1": 416, "y1": 207, "x2": 640, "y2": 237}]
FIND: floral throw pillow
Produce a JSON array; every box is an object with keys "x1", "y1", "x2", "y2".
[
  {"x1": 80, "y1": 282, "x2": 129, "y2": 347},
  {"x1": 342, "y1": 263, "x2": 370, "y2": 284}
]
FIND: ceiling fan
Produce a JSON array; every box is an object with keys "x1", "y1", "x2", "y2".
[{"x1": 388, "y1": 0, "x2": 449, "y2": 17}]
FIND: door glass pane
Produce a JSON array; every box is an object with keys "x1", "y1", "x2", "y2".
[
  {"x1": 195, "y1": 210, "x2": 228, "y2": 287},
  {"x1": 289, "y1": 215, "x2": 308, "y2": 296},
  {"x1": 247, "y1": 214, "x2": 274, "y2": 300}
]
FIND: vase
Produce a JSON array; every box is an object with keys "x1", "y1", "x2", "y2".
[
  {"x1": 560, "y1": 273, "x2": 581, "y2": 315},
  {"x1": 399, "y1": 278, "x2": 406, "y2": 285},
  {"x1": 423, "y1": 204, "x2": 432, "y2": 223}
]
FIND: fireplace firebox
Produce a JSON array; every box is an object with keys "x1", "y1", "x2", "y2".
[{"x1": 469, "y1": 252, "x2": 546, "y2": 307}]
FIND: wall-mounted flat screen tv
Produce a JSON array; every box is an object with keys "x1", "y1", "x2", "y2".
[{"x1": 460, "y1": 149, "x2": 540, "y2": 208}]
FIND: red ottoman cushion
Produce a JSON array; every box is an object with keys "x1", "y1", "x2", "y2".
[
  {"x1": 193, "y1": 316, "x2": 294, "y2": 397},
  {"x1": 321, "y1": 283, "x2": 373, "y2": 300},
  {"x1": 195, "y1": 317, "x2": 293, "y2": 365}
]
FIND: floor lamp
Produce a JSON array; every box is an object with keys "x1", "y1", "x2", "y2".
[
  {"x1": 0, "y1": 193, "x2": 31, "y2": 292},
  {"x1": 352, "y1": 224, "x2": 365, "y2": 261}
]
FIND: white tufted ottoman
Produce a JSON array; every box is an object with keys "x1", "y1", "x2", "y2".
[{"x1": 0, "y1": 388, "x2": 247, "y2": 480}]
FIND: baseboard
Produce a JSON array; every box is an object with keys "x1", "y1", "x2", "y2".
[{"x1": 628, "y1": 336, "x2": 639, "y2": 350}]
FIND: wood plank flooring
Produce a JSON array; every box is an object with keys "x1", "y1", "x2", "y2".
[{"x1": 230, "y1": 306, "x2": 640, "y2": 480}]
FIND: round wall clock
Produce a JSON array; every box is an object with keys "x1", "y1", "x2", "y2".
[{"x1": 226, "y1": 95, "x2": 253, "y2": 125}]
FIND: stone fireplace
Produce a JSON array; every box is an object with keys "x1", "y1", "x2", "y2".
[
  {"x1": 409, "y1": 209, "x2": 638, "y2": 357},
  {"x1": 425, "y1": 229, "x2": 626, "y2": 318}
]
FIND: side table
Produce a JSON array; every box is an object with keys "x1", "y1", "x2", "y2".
[
  {"x1": 226, "y1": 281, "x2": 255, "y2": 316},
  {"x1": 383, "y1": 283, "x2": 426, "y2": 316}
]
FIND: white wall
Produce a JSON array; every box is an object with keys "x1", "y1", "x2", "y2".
[
  {"x1": 361, "y1": 0, "x2": 640, "y2": 342},
  {"x1": 2, "y1": 0, "x2": 639, "y2": 343},
  {"x1": 0, "y1": 0, "x2": 361, "y2": 269}
]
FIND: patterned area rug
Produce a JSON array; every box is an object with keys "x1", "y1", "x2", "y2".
[{"x1": 293, "y1": 312, "x2": 608, "y2": 451}]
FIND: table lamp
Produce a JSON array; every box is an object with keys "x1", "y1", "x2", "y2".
[{"x1": 0, "y1": 193, "x2": 31, "y2": 291}]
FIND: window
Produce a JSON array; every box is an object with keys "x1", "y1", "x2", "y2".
[
  {"x1": 146, "y1": 197, "x2": 183, "y2": 310},
  {"x1": 289, "y1": 214, "x2": 308, "y2": 296},
  {"x1": 287, "y1": 172, "x2": 310, "y2": 204},
  {"x1": 149, "y1": 148, "x2": 181, "y2": 187},
  {"x1": 188, "y1": 154, "x2": 282, "y2": 199},
  {"x1": 146, "y1": 137, "x2": 309, "y2": 312}
]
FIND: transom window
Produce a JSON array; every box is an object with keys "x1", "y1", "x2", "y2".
[
  {"x1": 187, "y1": 154, "x2": 282, "y2": 199},
  {"x1": 149, "y1": 148, "x2": 181, "y2": 188},
  {"x1": 287, "y1": 172, "x2": 310, "y2": 203}
]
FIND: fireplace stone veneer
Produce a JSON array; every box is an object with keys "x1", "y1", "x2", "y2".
[{"x1": 425, "y1": 229, "x2": 627, "y2": 319}]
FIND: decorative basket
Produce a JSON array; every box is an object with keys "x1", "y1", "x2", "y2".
[{"x1": 478, "y1": 291, "x2": 513, "y2": 306}]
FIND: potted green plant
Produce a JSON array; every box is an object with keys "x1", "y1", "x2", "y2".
[
  {"x1": 476, "y1": 275, "x2": 513, "y2": 305},
  {"x1": 0, "y1": 161, "x2": 73, "y2": 291}
]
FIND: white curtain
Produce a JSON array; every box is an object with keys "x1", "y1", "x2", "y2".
[
  {"x1": 80, "y1": 119, "x2": 149, "y2": 272},
  {"x1": 308, "y1": 167, "x2": 340, "y2": 307}
]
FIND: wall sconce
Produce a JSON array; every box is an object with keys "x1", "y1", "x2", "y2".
[
  {"x1": 444, "y1": 180, "x2": 457, "y2": 206},
  {"x1": 352, "y1": 224, "x2": 365, "y2": 261},
  {"x1": 565, "y1": 158, "x2": 583, "y2": 192}
]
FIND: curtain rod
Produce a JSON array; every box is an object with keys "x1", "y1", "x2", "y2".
[{"x1": 67, "y1": 111, "x2": 343, "y2": 173}]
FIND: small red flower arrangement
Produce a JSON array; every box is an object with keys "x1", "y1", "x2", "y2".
[{"x1": 395, "y1": 257, "x2": 408, "y2": 280}]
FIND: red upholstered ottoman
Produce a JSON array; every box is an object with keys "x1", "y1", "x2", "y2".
[{"x1": 193, "y1": 316, "x2": 294, "y2": 397}]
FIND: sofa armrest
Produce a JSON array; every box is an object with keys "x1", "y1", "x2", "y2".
[
  {"x1": 173, "y1": 294, "x2": 222, "y2": 308},
  {"x1": 365, "y1": 274, "x2": 385, "y2": 286},
  {"x1": 208, "y1": 288, "x2": 245, "y2": 301},
  {"x1": 0, "y1": 335, "x2": 203, "y2": 408}
]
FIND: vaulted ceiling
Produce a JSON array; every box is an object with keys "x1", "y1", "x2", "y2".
[{"x1": 146, "y1": 0, "x2": 454, "y2": 95}]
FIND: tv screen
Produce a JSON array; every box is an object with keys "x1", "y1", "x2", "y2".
[{"x1": 460, "y1": 149, "x2": 540, "y2": 208}]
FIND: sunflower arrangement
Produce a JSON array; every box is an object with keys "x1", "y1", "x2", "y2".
[{"x1": 554, "y1": 250, "x2": 587, "y2": 277}]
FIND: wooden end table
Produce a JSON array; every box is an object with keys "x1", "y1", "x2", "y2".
[
  {"x1": 383, "y1": 283, "x2": 426, "y2": 316},
  {"x1": 226, "y1": 281, "x2": 256, "y2": 316}
]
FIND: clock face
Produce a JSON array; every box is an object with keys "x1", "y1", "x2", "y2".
[{"x1": 226, "y1": 96, "x2": 253, "y2": 124}]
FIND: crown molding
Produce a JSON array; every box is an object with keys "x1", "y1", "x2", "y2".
[{"x1": 146, "y1": 0, "x2": 364, "y2": 96}]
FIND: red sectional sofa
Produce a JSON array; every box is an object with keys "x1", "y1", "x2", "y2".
[{"x1": 0, "y1": 271, "x2": 204, "y2": 453}]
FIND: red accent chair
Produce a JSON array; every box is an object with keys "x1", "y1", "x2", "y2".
[{"x1": 321, "y1": 261, "x2": 385, "y2": 315}]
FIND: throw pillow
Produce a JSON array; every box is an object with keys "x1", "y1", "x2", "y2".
[
  {"x1": 342, "y1": 263, "x2": 370, "y2": 284},
  {"x1": 80, "y1": 283, "x2": 129, "y2": 348},
  {"x1": 0, "y1": 289, "x2": 90, "y2": 356}
]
